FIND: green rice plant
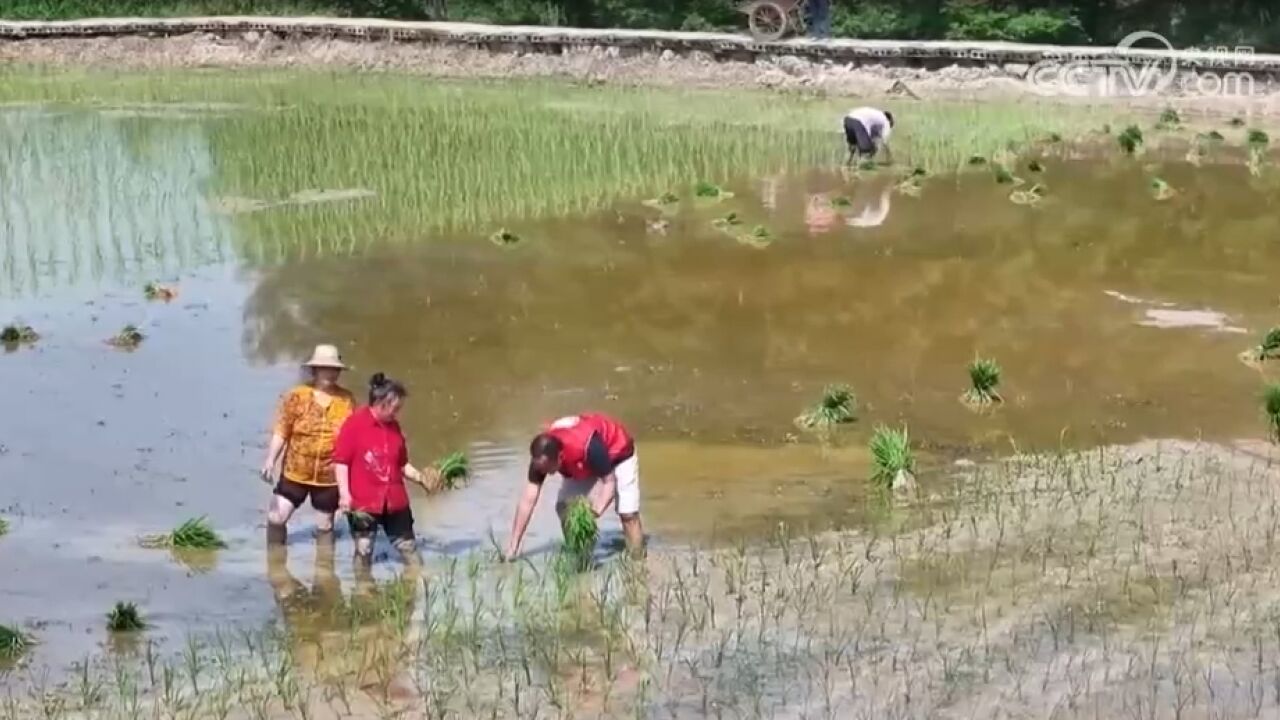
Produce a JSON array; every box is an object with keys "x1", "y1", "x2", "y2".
[
  {"x1": 858, "y1": 159, "x2": 878, "y2": 171},
  {"x1": 795, "y1": 384, "x2": 856, "y2": 430},
  {"x1": 1199, "y1": 130, "x2": 1225, "y2": 142},
  {"x1": 738, "y1": 225, "x2": 773, "y2": 248},
  {"x1": 1156, "y1": 108, "x2": 1181, "y2": 129},
  {"x1": 435, "y1": 451, "x2": 470, "y2": 490},
  {"x1": 655, "y1": 191, "x2": 679, "y2": 205},
  {"x1": 1265, "y1": 384, "x2": 1280, "y2": 442},
  {"x1": 562, "y1": 498, "x2": 598, "y2": 571},
  {"x1": 829, "y1": 196, "x2": 852, "y2": 208},
  {"x1": 1248, "y1": 129, "x2": 1270, "y2": 146},
  {"x1": 1027, "y1": 159, "x2": 1045, "y2": 173},
  {"x1": 1118, "y1": 125, "x2": 1144, "y2": 155},
  {"x1": 993, "y1": 164, "x2": 1017, "y2": 184},
  {"x1": 0, "y1": 625, "x2": 30, "y2": 661},
  {"x1": 963, "y1": 357, "x2": 1003, "y2": 406},
  {"x1": 143, "y1": 282, "x2": 177, "y2": 301},
  {"x1": 1150, "y1": 177, "x2": 1176, "y2": 201},
  {"x1": 711, "y1": 211, "x2": 742, "y2": 229},
  {"x1": 693, "y1": 180, "x2": 726, "y2": 198},
  {"x1": 105, "y1": 602, "x2": 147, "y2": 632},
  {"x1": 1044, "y1": 132, "x2": 1063, "y2": 143},
  {"x1": 0, "y1": 324, "x2": 38, "y2": 344},
  {"x1": 1230, "y1": 117, "x2": 1246, "y2": 127},
  {"x1": 869, "y1": 424, "x2": 914, "y2": 489},
  {"x1": 1255, "y1": 327, "x2": 1280, "y2": 361},
  {"x1": 0, "y1": 517, "x2": 7, "y2": 537},
  {"x1": 489, "y1": 228, "x2": 521, "y2": 247},
  {"x1": 106, "y1": 324, "x2": 145, "y2": 349},
  {"x1": 140, "y1": 516, "x2": 225, "y2": 550},
  {"x1": 967, "y1": 155, "x2": 988, "y2": 165}
]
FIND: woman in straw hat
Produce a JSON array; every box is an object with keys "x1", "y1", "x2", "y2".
[{"x1": 260, "y1": 344, "x2": 357, "y2": 545}]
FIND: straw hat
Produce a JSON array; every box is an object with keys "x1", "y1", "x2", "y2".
[{"x1": 303, "y1": 344, "x2": 346, "y2": 370}]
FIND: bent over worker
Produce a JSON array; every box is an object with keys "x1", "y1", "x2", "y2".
[{"x1": 505, "y1": 412, "x2": 644, "y2": 560}]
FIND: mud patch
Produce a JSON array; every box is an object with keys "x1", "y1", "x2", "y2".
[{"x1": 210, "y1": 188, "x2": 376, "y2": 214}]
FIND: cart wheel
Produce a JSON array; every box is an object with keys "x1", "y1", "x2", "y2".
[{"x1": 748, "y1": 2, "x2": 788, "y2": 41}]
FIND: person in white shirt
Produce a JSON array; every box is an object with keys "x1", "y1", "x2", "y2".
[{"x1": 844, "y1": 107, "x2": 895, "y2": 164}]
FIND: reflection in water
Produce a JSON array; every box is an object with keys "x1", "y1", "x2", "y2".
[{"x1": 0, "y1": 110, "x2": 232, "y2": 296}]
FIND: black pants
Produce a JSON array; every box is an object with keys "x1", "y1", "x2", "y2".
[
  {"x1": 347, "y1": 504, "x2": 415, "y2": 544},
  {"x1": 844, "y1": 116, "x2": 876, "y2": 157},
  {"x1": 274, "y1": 478, "x2": 340, "y2": 513}
]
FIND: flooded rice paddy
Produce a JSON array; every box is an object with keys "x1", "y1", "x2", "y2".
[{"x1": 4, "y1": 69, "x2": 1280, "y2": 716}]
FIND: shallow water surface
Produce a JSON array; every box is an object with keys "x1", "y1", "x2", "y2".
[{"x1": 3, "y1": 99, "x2": 1280, "y2": 673}]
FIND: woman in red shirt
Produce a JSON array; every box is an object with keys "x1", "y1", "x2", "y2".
[{"x1": 333, "y1": 373, "x2": 435, "y2": 565}]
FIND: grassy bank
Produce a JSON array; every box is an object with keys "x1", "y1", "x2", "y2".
[
  {"x1": 5, "y1": 441, "x2": 1280, "y2": 717},
  {"x1": 0, "y1": 68, "x2": 1126, "y2": 261}
]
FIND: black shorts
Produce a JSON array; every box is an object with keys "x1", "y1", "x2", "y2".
[
  {"x1": 347, "y1": 505, "x2": 415, "y2": 542},
  {"x1": 844, "y1": 116, "x2": 876, "y2": 156},
  {"x1": 274, "y1": 478, "x2": 340, "y2": 513}
]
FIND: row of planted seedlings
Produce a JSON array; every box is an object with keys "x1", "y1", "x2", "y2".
[
  {"x1": 8, "y1": 437, "x2": 1280, "y2": 717},
  {"x1": 1, "y1": 281, "x2": 178, "y2": 353}
]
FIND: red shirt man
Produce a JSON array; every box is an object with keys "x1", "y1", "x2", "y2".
[{"x1": 504, "y1": 413, "x2": 645, "y2": 560}]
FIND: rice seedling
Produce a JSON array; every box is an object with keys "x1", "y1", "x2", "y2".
[
  {"x1": 106, "y1": 324, "x2": 145, "y2": 349},
  {"x1": 434, "y1": 451, "x2": 470, "y2": 491},
  {"x1": 0, "y1": 324, "x2": 38, "y2": 344},
  {"x1": 1027, "y1": 159, "x2": 1045, "y2": 173},
  {"x1": 489, "y1": 228, "x2": 521, "y2": 247},
  {"x1": 139, "y1": 516, "x2": 225, "y2": 550},
  {"x1": 1230, "y1": 116, "x2": 1247, "y2": 127},
  {"x1": 1118, "y1": 125, "x2": 1144, "y2": 155},
  {"x1": 908, "y1": 166, "x2": 927, "y2": 178},
  {"x1": 0, "y1": 625, "x2": 30, "y2": 661},
  {"x1": 1254, "y1": 327, "x2": 1280, "y2": 362},
  {"x1": 105, "y1": 602, "x2": 147, "y2": 633},
  {"x1": 143, "y1": 282, "x2": 177, "y2": 301},
  {"x1": 711, "y1": 211, "x2": 742, "y2": 230},
  {"x1": 967, "y1": 155, "x2": 988, "y2": 165},
  {"x1": 868, "y1": 424, "x2": 914, "y2": 489},
  {"x1": 737, "y1": 224, "x2": 773, "y2": 248},
  {"x1": 1199, "y1": 130, "x2": 1225, "y2": 142},
  {"x1": 1265, "y1": 384, "x2": 1280, "y2": 442},
  {"x1": 0, "y1": 517, "x2": 7, "y2": 537},
  {"x1": 794, "y1": 384, "x2": 856, "y2": 430},
  {"x1": 1156, "y1": 108, "x2": 1181, "y2": 129},
  {"x1": 1248, "y1": 129, "x2": 1270, "y2": 146},
  {"x1": 1009, "y1": 183, "x2": 1046, "y2": 206},
  {"x1": 693, "y1": 181, "x2": 731, "y2": 199},
  {"x1": 652, "y1": 191, "x2": 679, "y2": 206},
  {"x1": 1044, "y1": 131, "x2": 1063, "y2": 143},
  {"x1": 962, "y1": 357, "x2": 1003, "y2": 407},
  {"x1": 561, "y1": 498, "x2": 598, "y2": 571},
  {"x1": 993, "y1": 164, "x2": 1018, "y2": 184},
  {"x1": 1150, "y1": 177, "x2": 1176, "y2": 201},
  {"x1": 857, "y1": 159, "x2": 877, "y2": 171},
  {"x1": 828, "y1": 196, "x2": 852, "y2": 208}
]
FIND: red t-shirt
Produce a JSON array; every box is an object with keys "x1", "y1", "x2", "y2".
[{"x1": 332, "y1": 406, "x2": 410, "y2": 513}]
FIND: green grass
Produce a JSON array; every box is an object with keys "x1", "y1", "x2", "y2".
[
  {"x1": 869, "y1": 424, "x2": 914, "y2": 488},
  {"x1": 0, "y1": 625, "x2": 30, "y2": 661},
  {"x1": 0, "y1": 324, "x2": 38, "y2": 344},
  {"x1": 561, "y1": 498, "x2": 598, "y2": 570},
  {"x1": 1118, "y1": 125, "x2": 1144, "y2": 155},
  {"x1": 964, "y1": 357, "x2": 1003, "y2": 406},
  {"x1": 795, "y1": 384, "x2": 856, "y2": 430},
  {"x1": 1266, "y1": 385, "x2": 1280, "y2": 442},
  {"x1": 0, "y1": 0, "x2": 339, "y2": 19},
  {"x1": 140, "y1": 516, "x2": 226, "y2": 550},
  {"x1": 1256, "y1": 327, "x2": 1280, "y2": 361},
  {"x1": 105, "y1": 602, "x2": 147, "y2": 632},
  {"x1": 435, "y1": 451, "x2": 470, "y2": 490}
]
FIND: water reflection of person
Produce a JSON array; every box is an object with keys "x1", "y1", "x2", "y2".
[
  {"x1": 845, "y1": 182, "x2": 893, "y2": 228},
  {"x1": 266, "y1": 535, "x2": 344, "y2": 649},
  {"x1": 805, "y1": 193, "x2": 839, "y2": 236}
]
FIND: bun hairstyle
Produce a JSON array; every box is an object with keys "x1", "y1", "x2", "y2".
[
  {"x1": 884, "y1": 110, "x2": 895, "y2": 127},
  {"x1": 367, "y1": 372, "x2": 408, "y2": 405}
]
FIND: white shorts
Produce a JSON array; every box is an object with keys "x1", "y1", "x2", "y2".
[{"x1": 556, "y1": 454, "x2": 641, "y2": 516}]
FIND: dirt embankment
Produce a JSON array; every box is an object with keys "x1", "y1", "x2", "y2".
[{"x1": 5, "y1": 30, "x2": 1280, "y2": 114}]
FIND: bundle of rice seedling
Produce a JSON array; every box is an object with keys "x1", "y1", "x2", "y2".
[
  {"x1": 0, "y1": 625, "x2": 30, "y2": 661},
  {"x1": 962, "y1": 357, "x2": 1003, "y2": 407},
  {"x1": 435, "y1": 451, "x2": 470, "y2": 490},
  {"x1": 140, "y1": 516, "x2": 225, "y2": 550},
  {"x1": 738, "y1": 225, "x2": 773, "y2": 248},
  {"x1": 489, "y1": 228, "x2": 521, "y2": 247},
  {"x1": 1027, "y1": 159, "x2": 1045, "y2": 173},
  {"x1": 0, "y1": 324, "x2": 38, "y2": 344},
  {"x1": 829, "y1": 196, "x2": 853, "y2": 208},
  {"x1": 562, "y1": 498, "x2": 598, "y2": 571},
  {"x1": 712, "y1": 211, "x2": 742, "y2": 230},
  {"x1": 693, "y1": 181, "x2": 732, "y2": 199},
  {"x1": 1150, "y1": 178, "x2": 1176, "y2": 201},
  {"x1": 967, "y1": 155, "x2": 988, "y2": 166},
  {"x1": 105, "y1": 602, "x2": 147, "y2": 632},
  {"x1": 107, "y1": 324, "x2": 145, "y2": 349},
  {"x1": 143, "y1": 282, "x2": 177, "y2": 301},
  {"x1": 1156, "y1": 108, "x2": 1181, "y2": 129},
  {"x1": 1255, "y1": 327, "x2": 1280, "y2": 362},
  {"x1": 0, "y1": 517, "x2": 7, "y2": 537},
  {"x1": 1229, "y1": 117, "x2": 1246, "y2": 127},
  {"x1": 795, "y1": 384, "x2": 856, "y2": 430},
  {"x1": 1118, "y1": 125, "x2": 1144, "y2": 155},
  {"x1": 1266, "y1": 384, "x2": 1280, "y2": 442},
  {"x1": 869, "y1": 424, "x2": 915, "y2": 490},
  {"x1": 1248, "y1": 129, "x2": 1270, "y2": 146}
]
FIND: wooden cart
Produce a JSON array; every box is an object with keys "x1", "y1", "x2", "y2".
[{"x1": 739, "y1": 0, "x2": 808, "y2": 41}]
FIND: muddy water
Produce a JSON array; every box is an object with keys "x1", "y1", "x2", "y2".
[{"x1": 4, "y1": 106, "x2": 1280, "y2": 673}]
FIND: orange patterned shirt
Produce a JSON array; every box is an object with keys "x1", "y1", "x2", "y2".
[{"x1": 273, "y1": 385, "x2": 356, "y2": 487}]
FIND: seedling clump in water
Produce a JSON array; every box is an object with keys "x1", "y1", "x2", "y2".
[
  {"x1": 140, "y1": 516, "x2": 225, "y2": 550},
  {"x1": 0, "y1": 625, "x2": 30, "y2": 661},
  {"x1": 993, "y1": 164, "x2": 1018, "y2": 184},
  {"x1": 869, "y1": 424, "x2": 914, "y2": 490},
  {"x1": 963, "y1": 357, "x2": 1004, "y2": 408},
  {"x1": 1150, "y1": 177, "x2": 1176, "y2": 201},
  {"x1": 0, "y1": 517, "x2": 8, "y2": 537},
  {"x1": 106, "y1": 602, "x2": 147, "y2": 632},
  {"x1": 1266, "y1": 384, "x2": 1280, "y2": 442},
  {"x1": 1248, "y1": 129, "x2": 1270, "y2": 146},
  {"x1": 712, "y1": 211, "x2": 742, "y2": 230},
  {"x1": 737, "y1": 224, "x2": 773, "y2": 248},
  {"x1": 562, "y1": 498, "x2": 597, "y2": 570},
  {"x1": 967, "y1": 155, "x2": 988, "y2": 166},
  {"x1": 489, "y1": 228, "x2": 521, "y2": 247},
  {"x1": 1027, "y1": 159, "x2": 1045, "y2": 173},
  {"x1": 434, "y1": 450, "x2": 470, "y2": 490},
  {"x1": 693, "y1": 180, "x2": 731, "y2": 199},
  {"x1": 795, "y1": 384, "x2": 856, "y2": 430},
  {"x1": 1156, "y1": 108, "x2": 1181, "y2": 129},
  {"x1": 1118, "y1": 125, "x2": 1144, "y2": 155},
  {"x1": 107, "y1": 324, "x2": 145, "y2": 349},
  {"x1": 1, "y1": 324, "x2": 38, "y2": 345},
  {"x1": 143, "y1": 282, "x2": 177, "y2": 301}
]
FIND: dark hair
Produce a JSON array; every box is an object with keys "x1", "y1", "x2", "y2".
[
  {"x1": 530, "y1": 433, "x2": 563, "y2": 460},
  {"x1": 368, "y1": 372, "x2": 407, "y2": 405},
  {"x1": 884, "y1": 110, "x2": 895, "y2": 127}
]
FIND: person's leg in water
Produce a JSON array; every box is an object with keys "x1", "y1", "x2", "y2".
[
  {"x1": 349, "y1": 508, "x2": 377, "y2": 567},
  {"x1": 613, "y1": 455, "x2": 646, "y2": 556},
  {"x1": 383, "y1": 507, "x2": 420, "y2": 566},
  {"x1": 267, "y1": 480, "x2": 306, "y2": 545},
  {"x1": 310, "y1": 484, "x2": 339, "y2": 536}
]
